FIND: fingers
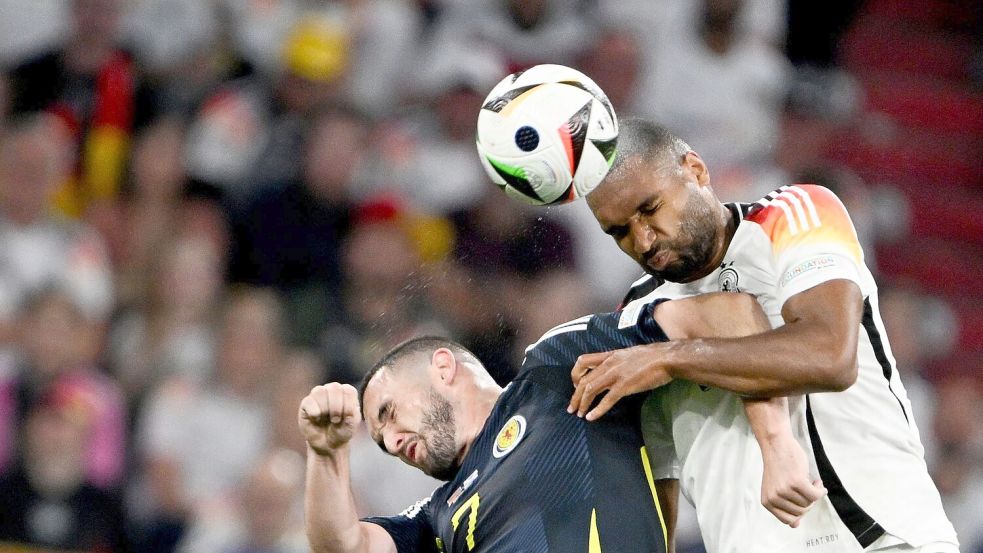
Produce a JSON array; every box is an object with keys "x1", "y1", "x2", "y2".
[
  {"x1": 299, "y1": 383, "x2": 359, "y2": 426},
  {"x1": 341, "y1": 384, "x2": 361, "y2": 425},
  {"x1": 568, "y1": 352, "x2": 607, "y2": 414},
  {"x1": 573, "y1": 369, "x2": 617, "y2": 418},
  {"x1": 570, "y1": 352, "x2": 611, "y2": 386},
  {"x1": 585, "y1": 388, "x2": 624, "y2": 421},
  {"x1": 762, "y1": 479, "x2": 828, "y2": 527},
  {"x1": 299, "y1": 394, "x2": 322, "y2": 421}
]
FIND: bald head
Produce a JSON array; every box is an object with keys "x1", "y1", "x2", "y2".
[{"x1": 592, "y1": 119, "x2": 693, "y2": 201}]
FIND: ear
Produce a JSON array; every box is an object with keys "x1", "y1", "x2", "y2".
[
  {"x1": 683, "y1": 151, "x2": 710, "y2": 187},
  {"x1": 430, "y1": 348, "x2": 459, "y2": 388}
]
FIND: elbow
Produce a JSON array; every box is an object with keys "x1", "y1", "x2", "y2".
[{"x1": 818, "y1": 350, "x2": 858, "y2": 392}]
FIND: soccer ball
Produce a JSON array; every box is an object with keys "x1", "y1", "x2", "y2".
[{"x1": 476, "y1": 64, "x2": 619, "y2": 206}]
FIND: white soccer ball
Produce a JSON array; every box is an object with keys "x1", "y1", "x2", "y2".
[{"x1": 476, "y1": 64, "x2": 619, "y2": 206}]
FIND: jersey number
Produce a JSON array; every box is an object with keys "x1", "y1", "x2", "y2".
[{"x1": 450, "y1": 493, "x2": 480, "y2": 550}]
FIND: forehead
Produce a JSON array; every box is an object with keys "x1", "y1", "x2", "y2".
[
  {"x1": 362, "y1": 370, "x2": 396, "y2": 423},
  {"x1": 590, "y1": 159, "x2": 676, "y2": 223},
  {"x1": 362, "y1": 367, "x2": 425, "y2": 427}
]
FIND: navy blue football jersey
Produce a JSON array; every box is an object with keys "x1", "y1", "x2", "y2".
[{"x1": 363, "y1": 299, "x2": 671, "y2": 553}]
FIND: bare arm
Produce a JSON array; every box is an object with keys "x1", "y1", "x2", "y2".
[
  {"x1": 654, "y1": 479, "x2": 679, "y2": 553},
  {"x1": 299, "y1": 384, "x2": 397, "y2": 553},
  {"x1": 659, "y1": 280, "x2": 862, "y2": 396},
  {"x1": 568, "y1": 280, "x2": 862, "y2": 418},
  {"x1": 569, "y1": 291, "x2": 827, "y2": 524}
]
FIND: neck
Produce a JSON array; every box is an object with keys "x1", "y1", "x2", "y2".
[{"x1": 457, "y1": 384, "x2": 504, "y2": 465}]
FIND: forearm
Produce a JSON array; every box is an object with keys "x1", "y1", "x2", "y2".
[
  {"x1": 743, "y1": 396, "x2": 792, "y2": 449},
  {"x1": 661, "y1": 321, "x2": 855, "y2": 396},
  {"x1": 305, "y1": 446, "x2": 373, "y2": 553}
]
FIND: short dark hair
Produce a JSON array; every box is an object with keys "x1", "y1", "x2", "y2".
[
  {"x1": 605, "y1": 118, "x2": 693, "y2": 181},
  {"x1": 357, "y1": 336, "x2": 479, "y2": 417}
]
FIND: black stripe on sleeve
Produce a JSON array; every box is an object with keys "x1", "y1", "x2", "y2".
[{"x1": 806, "y1": 396, "x2": 884, "y2": 548}]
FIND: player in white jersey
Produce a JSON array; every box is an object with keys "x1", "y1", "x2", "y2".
[{"x1": 567, "y1": 119, "x2": 958, "y2": 553}]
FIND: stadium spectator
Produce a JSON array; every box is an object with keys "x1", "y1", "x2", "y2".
[
  {"x1": 511, "y1": 269, "x2": 599, "y2": 362},
  {"x1": 642, "y1": 0, "x2": 792, "y2": 202},
  {"x1": 184, "y1": 14, "x2": 351, "y2": 208},
  {"x1": 450, "y1": 184, "x2": 576, "y2": 280},
  {"x1": 112, "y1": 117, "x2": 194, "y2": 307},
  {"x1": 133, "y1": 287, "x2": 286, "y2": 552},
  {"x1": 229, "y1": 107, "x2": 369, "y2": 347},
  {"x1": 427, "y1": 0, "x2": 594, "y2": 72},
  {"x1": 7, "y1": 0, "x2": 137, "y2": 222},
  {"x1": 175, "y1": 448, "x2": 308, "y2": 553},
  {"x1": 445, "y1": 186, "x2": 580, "y2": 380},
  {"x1": 319, "y1": 198, "x2": 448, "y2": 383},
  {"x1": 359, "y1": 45, "x2": 503, "y2": 214},
  {"x1": 0, "y1": 114, "x2": 114, "y2": 347},
  {"x1": 269, "y1": 350, "x2": 326, "y2": 456},
  {"x1": 575, "y1": 26, "x2": 645, "y2": 117},
  {"x1": 124, "y1": 0, "x2": 225, "y2": 117},
  {"x1": 0, "y1": 288, "x2": 127, "y2": 489},
  {"x1": 0, "y1": 380, "x2": 128, "y2": 552},
  {"x1": 107, "y1": 232, "x2": 224, "y2": 400}
]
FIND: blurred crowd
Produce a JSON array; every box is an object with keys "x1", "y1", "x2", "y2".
[{"x1": 0, "y1": 0, "x2": 979, "y2": 552}]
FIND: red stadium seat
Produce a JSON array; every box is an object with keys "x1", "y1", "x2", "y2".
[
  {"x1": 841, "y1": 21, "x2": 976, "y2": 81},
  {"x1": 859, "y1": 73, "x2": 983, "y2": 136},
  {"x1": 875, "y1": 238, "x2": 983, "y2": 296}
]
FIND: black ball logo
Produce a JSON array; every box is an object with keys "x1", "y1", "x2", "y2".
[{"x1": 514, "y1": 126, "x2": 539, "y2": 152}]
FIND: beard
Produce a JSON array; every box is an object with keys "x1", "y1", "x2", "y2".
[
  {"x1": 644, "y1": 194, "x2": 719, "y2": 282},
  {"x1": 419, "y1": 389, "x2": 460, "y2": 481}
]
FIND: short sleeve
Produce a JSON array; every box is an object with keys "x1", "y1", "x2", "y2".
[
  {"x1": 747, "y1": 185, "x2": 865, "y2": 307},
  {"x1": 362, "y1": 494, "x2": 440, "y2": 553}
]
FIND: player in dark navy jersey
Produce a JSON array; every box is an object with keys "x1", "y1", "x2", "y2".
[{"x1": 298, "y1": 292, "x2": 771, "y2": 553}]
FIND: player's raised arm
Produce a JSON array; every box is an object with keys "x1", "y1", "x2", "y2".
[{"x1": 299, "y1": 383, "x2": 397, "y2": 553}]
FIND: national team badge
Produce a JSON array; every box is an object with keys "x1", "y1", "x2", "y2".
[
  {"x1": 492, "y1": 415, "x2": 526, "y2": 458},
  {"x1": 718, "y1": 265, "x2": 740, "y2": 292}
]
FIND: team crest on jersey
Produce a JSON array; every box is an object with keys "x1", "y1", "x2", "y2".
[
  {"x1": 492, "y1": 415, "x2": 526, "y2": 458},
  {"x1": 718, "y1": 263, "x2": 740, "y2": 292}
]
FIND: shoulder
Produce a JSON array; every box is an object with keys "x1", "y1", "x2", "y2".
[
  {"x1": 747, "y1": 185, "x2": 845, "y2": 228},
  {"x1": 745, "y1": 185, "x2": 859, "y2": 248}
]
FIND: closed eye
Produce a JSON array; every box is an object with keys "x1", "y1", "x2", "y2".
[{"x1": 606, "y1": 225, "x2": 628, "y2": 239}]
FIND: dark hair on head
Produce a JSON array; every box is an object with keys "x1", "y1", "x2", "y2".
[
  {"x1": 357, "y1": 336, "x2": 479, "y2": 416},
  {"x1": 603, "y1": 118, "x2": 693, "y2": 184}
]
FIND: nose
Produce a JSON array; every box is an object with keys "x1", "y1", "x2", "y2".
[
  {"x1": 383, "y1": 430, "x2": 408, "y2": 456},
  {"x1": 630, "y1": 219, "x2": 655, "y2": 256}
]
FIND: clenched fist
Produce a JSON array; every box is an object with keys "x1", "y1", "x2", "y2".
[{"x1": 298, "y1": 383, "x2": 362, "y2": 456}]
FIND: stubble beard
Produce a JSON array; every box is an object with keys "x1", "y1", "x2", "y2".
[
  {"x1": 420, "y1": 388, "x2": 460, "y2": 481},
  {"x1": 645, "y1": 194, "x2": 719, "y2": 283}
]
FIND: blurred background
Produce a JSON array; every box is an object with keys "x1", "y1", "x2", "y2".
[{"x1": 0, "y1": 0, "x2": 979, "y2": 551}]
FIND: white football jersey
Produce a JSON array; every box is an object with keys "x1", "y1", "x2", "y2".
[{"x1": 632, "y1": 185, "x2": 957, "y2": 552}]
